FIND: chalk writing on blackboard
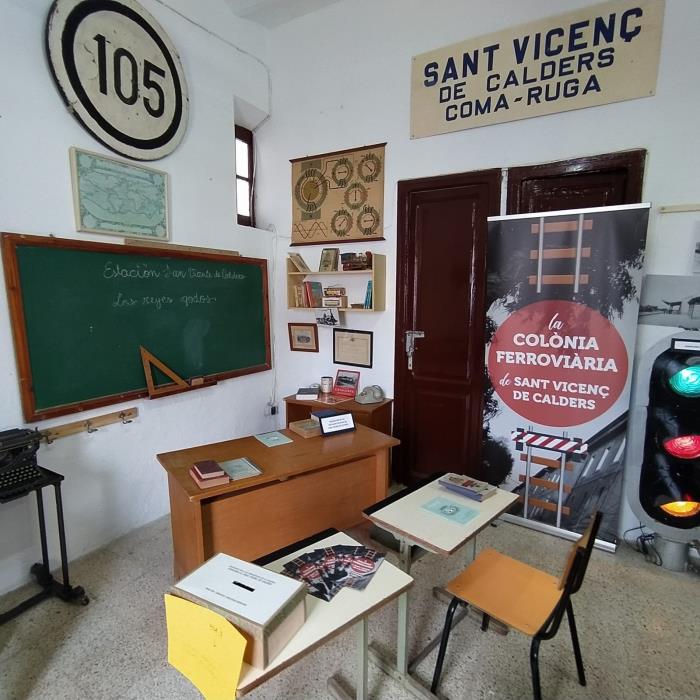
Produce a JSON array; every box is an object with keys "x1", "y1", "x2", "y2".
[{"x1": 103, "y1": 261, "x2": 246, "y2": 281}]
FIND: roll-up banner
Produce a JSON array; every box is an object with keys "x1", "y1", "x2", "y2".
[{"x1": 484, "y1": 204, "x2": 650, "y2": 547}]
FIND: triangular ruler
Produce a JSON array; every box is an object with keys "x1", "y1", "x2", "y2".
[{"x1": 140, "y1": 346, "x2": 189, "y2": 397}]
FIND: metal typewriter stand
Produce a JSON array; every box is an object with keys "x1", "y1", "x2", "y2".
[{"x1": 0, "y1": 467, "x2": 89, "y2": 625}]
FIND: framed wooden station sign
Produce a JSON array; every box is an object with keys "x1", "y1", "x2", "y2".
[{"x1": 46, "y1": 0, "x2": 189, "y2": 160}]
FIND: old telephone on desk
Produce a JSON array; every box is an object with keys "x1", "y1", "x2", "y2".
[{"x1": 356, "y1": 385, "x2": 385, "y2": 404}]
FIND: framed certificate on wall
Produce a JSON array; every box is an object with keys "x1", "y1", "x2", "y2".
[{"x1": 333, "y1": 329, "x2": 373, "y2": 368}]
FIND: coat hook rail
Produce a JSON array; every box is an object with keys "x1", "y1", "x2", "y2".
[{"x1": 39, "y1": 407, "x2": 139, "y2": 443}]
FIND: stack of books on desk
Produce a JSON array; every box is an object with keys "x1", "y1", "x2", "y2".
[
  {"x1": 288, "y1": 419, "x2": 321, "y2": 438},
  {"x1": 189, "y1": 460, "x2": 229, "y2": 489},
  {"x1": 296, "y1": 387, "x2": 319, "y2": 400},
  {"x1": 438, "y1": 473, "x2": 497, "y2": 501}
]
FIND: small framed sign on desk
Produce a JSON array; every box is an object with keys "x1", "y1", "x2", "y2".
[{"x1": 319, "y1": 411, "x2": 355, "y2": 436}]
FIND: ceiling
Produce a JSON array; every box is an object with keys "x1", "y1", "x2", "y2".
[{"x1": 225, "y1": 0, "x2": 341, "y2": 28}]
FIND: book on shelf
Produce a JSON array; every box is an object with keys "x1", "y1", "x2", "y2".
[
  {"x1": 296, "y1": 387, "x2": 319, "y2": 400},
  {"x1": 189, "y1": 467, "x2": 229, "y2": 489},
  {"x1": 322, "y1": 295, "x2": 347, "y2": 308},
  {"x1": 288, "y1": 418, "x2": 322, "y2": 438},
  {"x1": 363, "y1": 281, "x2": 373, "y2": 309},
  {"x1": 323, "y1": 286, "x2": 346, "y2": 297},
  {"x1": 438, "y1": 473, "x2": 497, "y2": 501},
  {"x1": 287, "y1": 253, "x2": 311, "y2": 272},
  {"x1": 192, "y1": 459, "x2": 225, "y2": 480},
  {"x1": 171, "y1": 552, "x2": 306, "y2": 669},
  {"x1": 303, "y1": 280, "x2": 323, "y2": 307}
]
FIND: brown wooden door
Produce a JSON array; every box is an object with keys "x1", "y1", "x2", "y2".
[
  {"x1": 394, "y1": 171, "x2": 501, "y2": 485},
  {"x1": 507, "y1": 150, "x2": 645, "y2": 214}
]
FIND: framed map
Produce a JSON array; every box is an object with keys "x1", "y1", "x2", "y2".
[
  {"x1": 291, "y1": 143, "x2": 385, "y2": 246},
  {"x1": 70, "y1": 147, "x2": 169, "y2": 240}
]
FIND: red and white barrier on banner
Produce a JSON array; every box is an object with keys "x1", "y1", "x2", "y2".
[
  {"x1": 511, "y1": 429, "x2": 588, "y2": 455},
  {"x1": 511, "y1": 427, "x2": 589, "y2": 528}
]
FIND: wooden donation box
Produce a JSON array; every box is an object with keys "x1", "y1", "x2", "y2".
[
  {"x1": 157, "y1": 424, "x2": 398, "y2": 579},
  {"x1": 171, "y1": 553, "x2": 306, "y2": 668}
]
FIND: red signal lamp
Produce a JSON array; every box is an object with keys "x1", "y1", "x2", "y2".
[{"x1": 663, "y1": 435, "x2": 700, "y2": 460}]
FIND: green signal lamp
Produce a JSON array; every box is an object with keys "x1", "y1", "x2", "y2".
[{"x1": 668, "y1": 365, "x2": 700, "y2": 397}]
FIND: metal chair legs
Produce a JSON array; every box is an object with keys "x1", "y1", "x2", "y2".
[
  {"x1": 431, "y1": 597, "x2": 461, "y2": 693},
  {"x1": 432, "y1": 600, "x2": 586, "y2": 700},
  {"x1": 566, "y1": 600, "x2": 586, "y2": 686},
  {"x1": 530, "y1": 637, "x2": 542, "y2": 700}
]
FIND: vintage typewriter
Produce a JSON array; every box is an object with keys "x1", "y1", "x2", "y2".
[{"x1": 0, "y1": 428, "x2": 44, "y2": 500}]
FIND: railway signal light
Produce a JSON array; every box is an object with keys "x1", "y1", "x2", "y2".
[{"x1": 639, "y1": 340, "x2": 700, "y2": 524}]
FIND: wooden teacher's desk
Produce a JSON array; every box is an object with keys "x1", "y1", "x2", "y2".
[{"x1": 157, "y1": 425, "x2": 398, "y2": 579}]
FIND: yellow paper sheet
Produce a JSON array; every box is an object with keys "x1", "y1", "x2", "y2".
[{"x1": 165, "y1": 594, "x2": 246, "y2": 700}]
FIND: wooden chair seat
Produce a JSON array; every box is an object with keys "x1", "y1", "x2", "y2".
[{"x1": 446, "y1": 547, "x2": 562, "y2": 636}]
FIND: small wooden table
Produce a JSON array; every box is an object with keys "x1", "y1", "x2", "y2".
[
  {"x1": 157, "y1": 425, "x2": 399, "y2": 579},
  {"x1": 238, "y1": 529, "x2": 413, "y2": 699},
  {"x1": 364, "y1": 476, "x2": 518, "y2": 699},
  {"x1": 284, "y1": 394, "x2": 393, "y2": 435}
]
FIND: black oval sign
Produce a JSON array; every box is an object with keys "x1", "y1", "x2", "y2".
[{"x1": 46, "y1": 0, "x2": 189, "y2": 160}]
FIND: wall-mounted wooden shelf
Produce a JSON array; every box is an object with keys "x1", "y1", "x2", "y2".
[{"x1": 286, "y1": 253, "x2": 386, "y2": 312}]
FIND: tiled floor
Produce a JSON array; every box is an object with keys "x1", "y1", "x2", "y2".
[{"x1": 1, "y1": 516, "x2": 698, "y2": 699}]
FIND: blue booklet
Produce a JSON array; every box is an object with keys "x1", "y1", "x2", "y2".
[
  {"x1": 219, "y1": 458, "x2": 262, "y2": 480},
  {"x1": 254, "y1": 431, "x2": 293, "y2": 447},
  {"x1": 421, "y1": 497, "x2": 478, "y2": 525}
]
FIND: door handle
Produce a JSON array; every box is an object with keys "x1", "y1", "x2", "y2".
[{"x1": 405, "y1": 330, "x2": 425, "y2": 370}]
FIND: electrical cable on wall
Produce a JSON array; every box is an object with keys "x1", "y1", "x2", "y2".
[
  {"x1": 154, "y1": 0, "x2": 273, "y2": 120},
  {"x1": 623, "y1": 523, "x2": 662, "y2": 567}
]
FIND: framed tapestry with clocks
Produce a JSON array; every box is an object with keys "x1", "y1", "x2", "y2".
[{"x1": 290, "y1": 143, "x2": 386, "y2": 246}]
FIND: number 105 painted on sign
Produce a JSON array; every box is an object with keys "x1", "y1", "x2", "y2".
[{"x1": 93, "y1": 33, "x2": 166, "y2": 119}]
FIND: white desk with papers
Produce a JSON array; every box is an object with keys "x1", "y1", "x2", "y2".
[
  {"x1": 364, "y1": 476, "x2": 518, "y2": 700},
  {"x1": 238, "y1": 529, "x2": 413, "y2": 699}
]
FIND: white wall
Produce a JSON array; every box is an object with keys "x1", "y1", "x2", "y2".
[
  {"x1": 253, "y1": 0, "x2": 700, "y2": 531},
  {"x1": 0, "y1": 0, "x2": 277, "y2": 594}
]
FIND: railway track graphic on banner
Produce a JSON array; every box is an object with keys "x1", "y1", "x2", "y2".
[
  {"x1": 511, "y1": 428, "x2": 588, "y2": 529},
  {"x1": 529, "y1": 214, "x2": 592, "y2": 293}
]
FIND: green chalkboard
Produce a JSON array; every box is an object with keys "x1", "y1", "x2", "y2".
[{"x1": 2, "y1": 234, "x2": 270, "y2": 421}]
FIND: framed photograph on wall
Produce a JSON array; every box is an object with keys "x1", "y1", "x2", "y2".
[
  {"x1": 333, "y1": 329, "x2": 373, "y2": 367},
  {"x1": 70, "y1": 147, "x2": 170, "y2": 240},
  {"x1": 315, "y1": 307, "x2": 341, "y2": 327},
  {"x1": 288, "y1": 323, "x2": 319, "y2": 352}
]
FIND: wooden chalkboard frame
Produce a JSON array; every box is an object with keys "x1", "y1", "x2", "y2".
[{"x1": 2, "y1": 233, "x2": 271, "y2": 422}]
